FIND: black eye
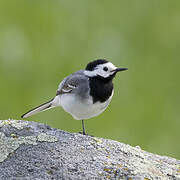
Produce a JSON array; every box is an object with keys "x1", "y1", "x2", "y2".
[{"x1": 103, "y1": 67, "x2": 108, "y2": 71}]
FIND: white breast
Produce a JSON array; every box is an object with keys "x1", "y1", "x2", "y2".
[{"x1": 59, "y1": 91, "x2": 114, "y2": 120}]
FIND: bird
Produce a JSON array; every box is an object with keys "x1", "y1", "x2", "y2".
[{"x1": 21, "y1": 59, "x2": 128, "y2": 135}]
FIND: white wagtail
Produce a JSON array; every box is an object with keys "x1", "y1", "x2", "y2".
[{"x1": 21, "y1": 59, "x2": 128, "y2": 135}]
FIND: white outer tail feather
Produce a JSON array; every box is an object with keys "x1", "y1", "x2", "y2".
[{"x1": 21, "y1": 98, "x2": 56, "y2": 118}]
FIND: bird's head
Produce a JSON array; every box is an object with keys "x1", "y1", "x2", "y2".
[{"x1": 84, "y1": 59, "x2": 128, "y2": 79}]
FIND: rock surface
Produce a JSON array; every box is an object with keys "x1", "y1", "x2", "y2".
[{"x1": 0, "y1": 119, "x2": 180, "y2": 180}]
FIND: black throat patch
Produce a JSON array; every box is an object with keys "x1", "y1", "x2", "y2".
[{"x1": 89, "y1": 75, "x2": 114, "y2": 103}]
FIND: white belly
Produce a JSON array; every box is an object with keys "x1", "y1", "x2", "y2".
[{"x1": 59, "y1": 92, "x2": 113, "y2": 120}]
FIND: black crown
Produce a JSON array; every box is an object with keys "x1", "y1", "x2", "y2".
[{"x1": 85, "y1": 59, "x2": 109, "y2": 71}]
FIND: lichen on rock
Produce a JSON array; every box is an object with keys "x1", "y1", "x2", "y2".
[
  {"x1": 0, "y1": 120, "x2": 58, "y2": 163},
  {"x1": 0, "y1": 119, "x2": 180, "y2": 180},
  {"x1": 0, "y1": 119, "x2": 28, "y2": 129}
]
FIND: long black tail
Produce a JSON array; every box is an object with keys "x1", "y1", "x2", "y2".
[{"x1": 21, "y1": 98, "x2": 55, "y2": 118}]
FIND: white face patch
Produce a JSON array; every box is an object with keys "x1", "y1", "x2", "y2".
[{"x1": 84, "y1": 62, "x2": 117, "y2": 78}]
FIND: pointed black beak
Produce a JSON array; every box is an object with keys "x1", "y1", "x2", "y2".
[{"x1": 111, "y1": 68, "x2": 128, "y2": 73}]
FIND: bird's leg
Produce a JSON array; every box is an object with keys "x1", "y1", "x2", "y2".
[{"x1": 82, "y1": 120, "x2": 86, "y2": 135}]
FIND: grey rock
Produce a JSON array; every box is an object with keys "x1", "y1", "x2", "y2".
[{"x1": 0, "y1": 119, "x2": 180, "y2": 180}]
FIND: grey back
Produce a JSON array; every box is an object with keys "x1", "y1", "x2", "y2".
[{"x1": 56, "y1": 70, "x2": 90, "y2": 99}]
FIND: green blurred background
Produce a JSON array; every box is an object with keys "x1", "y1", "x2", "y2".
[{"x1": 0, "y1": 0, "x2": 180, "y2": 158}]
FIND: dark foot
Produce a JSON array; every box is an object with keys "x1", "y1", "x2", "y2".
[
  {"x1": 78, "y1": 132, "x2": 94, "y2": 137},
  {"x1": 79, "y1": 131, "x2": 87, "y2": 135}
]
